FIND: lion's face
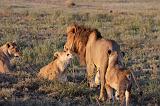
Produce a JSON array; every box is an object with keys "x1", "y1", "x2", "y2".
[
  {"x1": 6, "y1": 42, "x2": 21, "y2": 57},
  {"x1": 54, "y1": 50, "x2": 73, "y2": 64},
  {"x1": 64, "y1": 25, "x2": 76, "y2": 52}
]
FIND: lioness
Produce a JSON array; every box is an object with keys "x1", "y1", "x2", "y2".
[
  {"x1": 64, "y1": 24, "x2": 124, "y2": 100},
  {"x1": 38, "y1": 50, "x2": 73, "y2": 81},
  {"x1": 0, "y1": 42, "x2": 21, "y2": 73},
  {"x1": 105, "y1": 50, "x2": 142, "y2": 106}
]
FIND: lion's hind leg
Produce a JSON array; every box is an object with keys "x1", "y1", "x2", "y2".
[
  {"x1": 119, "y1": 79, "x2": 131, "y2": 106},
  {"x1": 119, "y1": 89, "x2": 125, "y2": 106},
  {"x1": 125, "y1": 90, "x2": 131, "y2": 106},
  {"x1": 125, "y1": 79, "x2": 132, "y2": 106},
  {"x1": 115, "y1": 91, "x2": 120, "y2": 101},
  {"x1": 119, "y1": 80, "x2": 127, "y2": 106},
  {"x1": 105, "y1": 84, "x2": 114, "y2": 104},
  {"x1": 99, "y1": 64, "x2": 108, "y2": 101}
]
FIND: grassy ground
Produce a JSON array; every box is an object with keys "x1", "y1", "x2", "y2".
[{"x1": 0, "y1": 0, "x2": 160, "y2": 105}]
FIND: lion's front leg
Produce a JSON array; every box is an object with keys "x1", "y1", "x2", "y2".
[{"x1": 105, "y1": 84, "x2": 114, "y2": 103}]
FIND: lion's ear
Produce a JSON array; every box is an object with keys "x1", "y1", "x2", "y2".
[
  {"x1": 108, "y1": 50, "x2": 112, "y2": 55},
  {"x1": 6, "y1": 42, "x2": 11, "y2": 48},
  {"x1": 121, "y1": 52, "x2": 125, "y2": 57},
  {"x1": 72, "y1": 26, "x2": 76, "y2": 33},
  {"x1": 54, "y1": 52, "x2": 60, "y2": 58},
  {"x1": 12, "y1": 41, "x2": 17, "y2": 45},
  {"x1": 67, "y1": 25, "x2": 76, "y2": 34}
]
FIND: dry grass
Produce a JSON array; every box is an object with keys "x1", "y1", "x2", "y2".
[{"x1": 0, "y1": 0, "x2": 160, "y2": 105}]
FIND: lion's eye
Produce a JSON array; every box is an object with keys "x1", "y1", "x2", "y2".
[
  {"x1": 64, "y1": 46, "x2": 68, "y2": 52},
  {"x1": 66, "y1": 48, "x2": 68, "y2": 51},
  {"x1": 67, "y1": 54, "x2": 70, "y2": 56}
]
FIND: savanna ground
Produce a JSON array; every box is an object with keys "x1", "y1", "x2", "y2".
[{"x1": 0, "y1": 0, "x2": 160, "y2": 105}]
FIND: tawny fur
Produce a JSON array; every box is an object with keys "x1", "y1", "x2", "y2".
[
  {"x1": 64, "y1": 24, "x2": 124, "y2": 100},
  {"x1": 0, "y1": 42, "x2": 21, "y2": 73},
  {"x1": 37, "y1": 50, "x2": 73, "y2": 81},
  {"x1": 105, "y1": 50, "x2": 141, "y2": 106}
]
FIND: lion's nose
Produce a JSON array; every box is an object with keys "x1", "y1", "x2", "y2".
[{"x1": 15, "y1": 52, "x2": 22, "y2": 57}]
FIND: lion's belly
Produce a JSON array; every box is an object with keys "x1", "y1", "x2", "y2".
[
  {"x1": 111, "y1": 83, "x2": 119, "y2": 91},
  {"x1": 106, "y1": 76, "x2": 119, "y2": 90},
  {"x1": 106, "y1": 70, "x2": 120, "y2": 90}
]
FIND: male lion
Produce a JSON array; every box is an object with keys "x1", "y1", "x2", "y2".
[
  {"x1": 38, "y1": 50, "x2": 73, "y2": 81},
  {"x1": 105, "y1": 50, "x2": 142, "y2": 106},
  {"x1": 64, "y1": 24, "x2": 124, "y2": 100},
  {"x1": 0, "y1": 42, "x2": 21, "y2": 73}
]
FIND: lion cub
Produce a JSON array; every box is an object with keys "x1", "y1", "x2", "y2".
[
  {"x1": 38, "y1": 50, "x2": 73, "y2": 81},
  {"x1": 0, "y1": 42, "x2": 21, "y2": 73},
  {"x1": 105, "y1": 50, "x2": 141, "y2": 106}
]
